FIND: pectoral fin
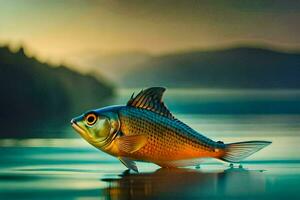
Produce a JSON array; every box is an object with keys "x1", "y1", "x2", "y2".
[
  {"x1": 115, "y1": 135, "x2": 147, "y2": 153},
  {"x1": 119, "y1": 157, "x2": 138, "y2": 172}
]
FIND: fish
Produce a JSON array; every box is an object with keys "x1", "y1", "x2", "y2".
[{"x1": 71, "y1": 87, "x2": 271, "y2": 172}]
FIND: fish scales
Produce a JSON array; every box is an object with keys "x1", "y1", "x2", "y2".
[
  {"x1": 118, "y1": 107, "x2": 225, "y2": 162},
  {"x1": 71, "y1": 87, "x2": 271, "y2": 171}
]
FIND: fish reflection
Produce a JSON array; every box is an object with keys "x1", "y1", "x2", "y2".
[{"x1": 102, "y1": 167, "x2": 267, "y2": 200}]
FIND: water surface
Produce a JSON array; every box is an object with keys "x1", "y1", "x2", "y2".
[{"x1": 1, "y1": 89, "x2": 300, "y2": 199}]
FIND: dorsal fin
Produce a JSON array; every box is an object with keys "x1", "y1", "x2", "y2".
[{"x1": 127, "y1": 87, "x2": 174, "y2": 119}]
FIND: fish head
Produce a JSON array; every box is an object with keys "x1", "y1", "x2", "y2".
[{"x1": 70, "y1": 106, "x2": 121, "y2": 148}]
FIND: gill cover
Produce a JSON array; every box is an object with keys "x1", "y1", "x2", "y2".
[{"x1": 93, "y1": 111, "x2": 121, "y2": 145}]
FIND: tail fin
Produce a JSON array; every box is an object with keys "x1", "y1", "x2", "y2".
[{"x1": 220, "y1": 141, "x2": 271, "y2": 163}]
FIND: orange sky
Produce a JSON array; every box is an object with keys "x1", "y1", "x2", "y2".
[{"x1": 1, "y1": 0, "x2": 300, "y2": 64}]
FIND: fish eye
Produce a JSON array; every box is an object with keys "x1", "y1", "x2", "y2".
[{"x1": 85, "y1": 113, "x2": 97, "y2": 126}]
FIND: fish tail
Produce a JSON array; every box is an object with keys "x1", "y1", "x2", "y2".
[{"x1": 220, "y1": 141, "x2": 271, "y2": 163}]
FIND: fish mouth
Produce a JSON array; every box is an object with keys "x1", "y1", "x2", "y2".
[
  {"x1": 71, "y1": 119, "x2": 107, "y2": 146},
  {"x1": 71, "y1": 119, "x2": 101, "y2": 142},
  {"x1": 71, "y1": 119, "x2": 86, "y2": 136}
]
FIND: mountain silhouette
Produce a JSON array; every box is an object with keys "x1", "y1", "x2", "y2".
[
  {"x1": 0, "y1": 46, "x2": 114, "y2": 137},
  {"x1": 121, "y1": 47, "x2": 300, "y2": 88}
]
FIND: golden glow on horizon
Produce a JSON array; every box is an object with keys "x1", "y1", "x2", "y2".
[{"x1": 1, "y1": 0, "x2": 300, "y2": 64}]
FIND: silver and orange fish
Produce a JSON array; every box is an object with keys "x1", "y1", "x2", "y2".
[{"x1": 71, "y1": 87, "x2": 271, "y2": 172}]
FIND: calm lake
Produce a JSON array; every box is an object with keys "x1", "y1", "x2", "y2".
[{"x1": 1, "y1": 89, "x2": 300, "y2": 199}]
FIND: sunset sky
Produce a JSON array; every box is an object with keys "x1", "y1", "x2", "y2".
[{"x1": 1, "y1": 0, "x2": 300, "y2": 63}]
